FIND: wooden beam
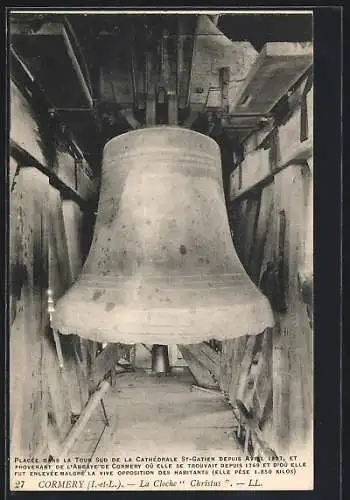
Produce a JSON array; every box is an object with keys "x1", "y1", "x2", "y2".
[
  {"x1": 48, "y1": 185, "x2": 73, "y2": 300},
  {"x1": 177, "y1": 16, "x2": 198, "y2": 110},
  {"x1": 232, "y1": 42, "x2": 313, "y2": 115},
  {"x1": 160, "y1": 28, "x2": 170, "y2": 91},
  {"x1": 10, "y1": 51, "x2": 100, "y2": 178},
  {"x1": 61, "y1": 199, "x2": 84, "y2": 281},
  {"x1": 145, "y1": 52, "x2": 156, "y2": 126},
  {"x1": 168, "y1": 92, "x2": 178, "y2": 125},
  {"x1": 179, "y1": 343, "x2": 221, "y2": 382},
  {"x1": 11, "y1": 22, "x2": 93, "y2": 109},
  {"x1": 90, "y1": 343, "x2": 133, "y2": 388},
  {"x1": 10, "y1": 168, "x2": 49, "y2": 456},
  {"x1": 58, "y1": 380, "x2": 111, "y2": 459},
  {"x1": 177, "y1": 20, "x2": 184, "y2": 99},
  {"x1": 178, "y1": 345, "x2": 218, "y2": 389},
  {"x1": 165, "y1": 26, "x2": 179, "y2": 126},
  {"x1": 10, "y1": 77, "x2": 46, "y2": 167},
  {"x1": 119, "y1": 107, "x2": 141, "y2": 129},
  {"x1": 129, "y1": 25, "x2": 139, "y2": 111},
  {"x1": 230, "y1": 138, "x2": 312, "y2": 202},
  {"x1": 230, "y1": 148, "x2": 270, "y2": 201},
  {"x1": 219, "y1": 67, "x2": 230, "y2": 112},
  {"x1": 235, "y1": 336, "x2": 258, "y2": 403},
  {"x1": 191, "y1": 385, "x2": 223, "y2": 396},
  {"x1": 227, "y1": 337, "x2": 249, "y2": 404},
  {"x1": 146, "y1": 98, "x2": 156, "y2": 126},
  {"x1": 10, "y1": 139, "x2": 98, "y2": 210},
  {"x1": 255, "y1": 120, "x2": 276, "y2": 148},
  {"x1": 235, "y1": 117, "x2": 275, "y2": 153},
  {"x1": 234, "y1": 399, "x2": 278, "y2": 458},
  {"x1": 63, "y1": 16, "x2": 93, "y2": 95}
]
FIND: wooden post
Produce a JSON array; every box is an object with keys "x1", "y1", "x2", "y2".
[
  {"x1": 61, "y1": 199, "x2": 84, "y2": 282},
  {"x1": 48, "y1": 186, "x2": 87, "y2": 415},
  {"x1": 10, "y1": 168, "x2": 49, "y2": 456},
  {"x1": 227, "y1": 336, "x2": 249, "y2": 404},
  {"x1": 271, "y1": 165, "x2": 314, "y2": 453},
  {"x1": 90, "y1": 343, "x2": 133, "y2": 388},
  {"x1": 168, "y1": 92, "x2": 178, "y2": 126},
  {"x1": 220, "y1": 67, "x2": 230, "y2": 113},
  {"x1": 145, "y1": 53, "x2": 156, "y2": 126},
  {"x1": 176, "y1": 20, "x2": 184, "y2": 99},
  {"x1": 129, "y1": 26, "x2": 138, "y2": 110},
  {"x1": 58, "y1": 380, "x2": 111, "y2": 459},
  {"x1": 178, "y1": 346, "x2": 218, "y2": 389}
]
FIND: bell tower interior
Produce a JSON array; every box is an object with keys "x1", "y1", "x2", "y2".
[{"x1": 7, "y1": 9, "x2": 340, "y2": 494}]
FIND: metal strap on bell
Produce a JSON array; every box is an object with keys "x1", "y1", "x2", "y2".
[{"x1": 51, "y1": 127, "x2": 274, "y2": 344}]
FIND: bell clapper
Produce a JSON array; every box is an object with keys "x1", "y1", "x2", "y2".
[{"x1": 151, "y1": 344, "x2": 171, "y2": 376}]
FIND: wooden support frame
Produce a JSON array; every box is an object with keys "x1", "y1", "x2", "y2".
[
  {"x1": 176, "y1": 20, "x2": 184, "y2": 100},
  {"x1": 230, "y1": 137, "x2": 312, "y2": 202},
  {"x1": 11, "y1": 21, "x2": 93, "y2": 109},
  {"x1": 145, "y1": 52, "x2": 156, "y2": 126},
  {"x1": 10, "y1": 140, "x2": 97, "y2": 210},
  {"x1": 219, "y1": 66, "x2": 230, "y2": 112},
  {"x1": 129, "y1": 25, "x2": 139, "y2": 111},
  {"x1": 89, "y1": 343, "x2": 133, "y2": 388},
  {"x1": 183, "y1": 17, "x2": 199, "y2": 110},
  {"x1": 57, "y1": 380, "x2": 111, "y2": 459},
  {"x1": 10, "y1": 48, "x2": 99, "y2": 193},
  {"x1": 234, "y1": 400, "x2": 278, "y2": 458},
  {"x1": 167, "y1": 91, "x2": 178, "y2": 125},
  {"x1": 178, "y1": 345, "x2": 218, "y2": 389},
  {"x1": 10, "y1": 167, "x2": 50, "y2": 456},
  {"x1": 178, "y1": 342, "x2": 221, "y2": 383},
  {"x1": 231, "y1": 42, "x2": 313, "y2": 115}
]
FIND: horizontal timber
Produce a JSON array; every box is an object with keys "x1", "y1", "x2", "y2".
[
  {"x1": 10, "y1": 139, "x2": 97, "y2": 211},
  {"x1": 11, "y1": 22, "x2": 93, "y2": 109},
  {"x1": 230, "y1": 137, "x2": 312, "y2": 202}
]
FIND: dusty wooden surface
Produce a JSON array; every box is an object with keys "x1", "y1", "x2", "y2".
[
  {"x1": 69, "y1": 370, "x2": 242, "y2": 457},
  {"x1": 10, "y1": 168, "x2": 49, "y2": 456},
  {"x1": 48, "y1": 185, "x2": 95, "y2": 415},
  {"x1": 221, "y1": 76, "x2": 313, "y2": 455},
  {"x1": 223, "y1": 160, "x2": 313, "y2": 455},
  {"x1": 10, "y1": 77, "x2": 99, "y2": 454}
]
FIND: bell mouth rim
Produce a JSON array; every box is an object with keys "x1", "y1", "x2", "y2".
[{"x1": 103, "y1": 126, "x2": 219, "y2": 152}]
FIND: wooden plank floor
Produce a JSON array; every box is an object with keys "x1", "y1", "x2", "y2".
[{"x1": 69, "y1": 369, "x2": 242, "y2": 458}]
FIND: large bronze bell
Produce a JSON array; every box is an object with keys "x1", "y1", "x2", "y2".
[{"x1": 51, "y1": 127, "x2": 274, "y2": 344}]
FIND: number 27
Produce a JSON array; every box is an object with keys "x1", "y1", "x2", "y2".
[{"x1": 14, "y1": 481, "x2": 24, "y2": 489}]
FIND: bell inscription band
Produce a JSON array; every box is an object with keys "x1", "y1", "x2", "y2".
[{"x1": 51, "y1": 127, "x2": 274, "y2": 344}]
